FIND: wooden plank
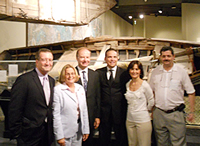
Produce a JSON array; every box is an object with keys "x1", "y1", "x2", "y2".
[
  {"x1": 0, "y1": 6, "x2": 5, "y2": 13},
  {"x1": 6, "y1": 0, "x2": 12, "y2": 15},
  {"x1": 0, "y1": 0, "x2": 116, "y2": 25},
  {"x1": 0, "y1": 0, "x2": 5, "y2": 6},
  {"x1": 94, "y1": 45, "x2": 109, "y2": 66}
]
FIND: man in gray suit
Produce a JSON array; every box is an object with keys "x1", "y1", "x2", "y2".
[
  {"x1": 76, "y1": 47, "x2": 100, "y2": 146},
  {"x1": 9, "y1": 48, "x2": 55, "y2": 146}
]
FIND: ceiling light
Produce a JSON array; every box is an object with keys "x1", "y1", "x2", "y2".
[
  {"x1": 139, "y1": 14, "x2": 144, "y2": 19},
  {"x1": 128, "y1": 16, "x2": 133, "y2": 19},
  {"x1": 171, "y1": 6, "x2": 176, "y2": 9},
  {"x1": 134, "y1": 20, "x2": 137, "y2": 25},
  {"x1": 115, "y1": 5, "x2": 119, "y2": 8},
  {"x1": 158, "y1": 9, "x2": 162, "y2": 14}
]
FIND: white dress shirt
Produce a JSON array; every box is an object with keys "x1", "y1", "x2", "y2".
[
  {"x1": 149, "y1": 64, "x2": 195, "y2": 110},
  {"x1": 106, "y1": 66, "x2": 117, "y2": 80}
]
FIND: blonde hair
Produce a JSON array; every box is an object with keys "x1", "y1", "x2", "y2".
[{"x1": 58, "y1": 64, "x2": 79, "y2": 83}]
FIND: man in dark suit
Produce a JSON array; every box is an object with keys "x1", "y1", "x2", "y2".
[
  {"x1": 8, "y1": 48, "x2": 55, "y2": 146},
  {"x1": 76, "y1": 47, "x2": 100, "y2": 146},
  {"x1": 96, "y1": 48, "x2": 129, "y2": 146}
]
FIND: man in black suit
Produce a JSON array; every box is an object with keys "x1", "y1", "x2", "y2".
[
  {"x1": 96, "y1": 48, "x2": 129, "y2": 146},
  {"x1": 8, "y1": 48, "x2": 55, "y2": 146},
  {"x1": 76, "y1": 47, "x2": 100, "y2": 146}
]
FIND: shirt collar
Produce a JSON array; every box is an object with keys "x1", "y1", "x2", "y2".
[
  {"x1": 107, "y1": 66, "x2": 117, "y2": 72},
  {"x1": 77, "y1": 66, "x2": 88, "y2": 74},
  {"x1": 160, "y1": 64, "x2": 177, "y2": 72},
  {"x1": 61, "y1": 82, "x2": 80, "y2": 92},
  {"x1": 35, "y1": 68, "x2": 48, "y2": 78}
]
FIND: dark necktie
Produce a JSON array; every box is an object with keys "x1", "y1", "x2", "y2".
[
  {"x1": 109, "y1": 69, "x2": 114, "y2": 83},
  {"x1": 82, "y1": 71, "x2": 87, "y2": 92}
]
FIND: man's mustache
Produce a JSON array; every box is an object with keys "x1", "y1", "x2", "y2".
[{"x1": 163, "y1": 60, "x2": 170, "y2": 62}]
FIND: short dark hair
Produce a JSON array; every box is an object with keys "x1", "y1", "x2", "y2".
[
  {"x1": 160, "y1": 46, "x2": 174, "y2": 55},
  {"x1": 127, "y1": 60, "x2": 144, "y2": 79},
  {"x1": 76, "y1": 47, "x2": 91, "y2": 58},
  {"x1": 35, "y1": 48, "x2": 53, "y2": 60},
  {"x1": 105, "y1": 48, "x2": 118, "y2": 57}
]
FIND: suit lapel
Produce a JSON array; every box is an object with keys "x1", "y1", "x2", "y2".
[
  {"x1": 76, "y1": 66, "x2": 83, "y2": 85},
  {"x1": 32, "y1": 70, "x2": 47, "y2": 104},
  {"x1": 103, "y1": 67, "x2": 111, "y2": 85},
  {"x1": 60, "y1": 84, "x2": 77, "y2": 103},
  {"x1": 115, "y1": 66, "x2": 120, "y2": 81},
  {"x1": 87, "y1": 69, "x2": 93, "y2": 92},
  {"x1": 48, "y1": 76, "x2": 54, "y2": 105}
]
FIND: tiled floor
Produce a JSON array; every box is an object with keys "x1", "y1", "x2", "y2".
[
  {"x1": 1, "y1": 120, "x2": 200, "y2": 146},
  {"x1": 0, "y1": 121, "x2": 16, "y2": 146}
]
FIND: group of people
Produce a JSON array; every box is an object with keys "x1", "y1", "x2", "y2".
[{"x1": 8, "y1": 46, "x2": 195, "y2": 146}]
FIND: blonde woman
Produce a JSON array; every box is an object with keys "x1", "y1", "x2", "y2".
[{"x1": 53, "y1": 64, "x2": 89, "y2": 146}]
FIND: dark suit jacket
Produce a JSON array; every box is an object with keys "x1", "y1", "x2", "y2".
[
  {"x1": 76, "y1": 67, "x2": 100, "y2": 127},
  {"x1": 96, "y1": 66, "x2": 129, "y2": 124},
  {"x1": 8, "y1": 69, "x2": 55, "y2": 145}
]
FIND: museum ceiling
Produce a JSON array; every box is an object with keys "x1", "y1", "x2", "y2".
[
  {"x1": 111, "y1": 0, "x2": 200, "y2": 24},
  {"x1": 1, "y1": 0, "x2": 200, "y2": 26}
]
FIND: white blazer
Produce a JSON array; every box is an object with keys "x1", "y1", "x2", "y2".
[{"x1": 53, "y1": 83, "x2": 90, "y2": 141}]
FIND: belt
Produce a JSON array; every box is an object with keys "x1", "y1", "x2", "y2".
[
  {"x1": 156, "y1": 103, "x2": 185, "y2": 114},
  {"x1": 157, "y1": 107, "x2": 178, "y2": 113}
]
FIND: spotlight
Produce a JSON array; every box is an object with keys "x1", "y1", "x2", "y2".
[
  {"x1": 158, "y1": 9, "x2": 162, "y2": 14},
  {"x1": 171, "y1": 6, "x2": 176, "y2": 9},
  {"x1": 128, "y1": 16, "x2": 133, "y2": 19},
  {"x1": 139, "y1": 14, "x2": 144, "y2": 19}
]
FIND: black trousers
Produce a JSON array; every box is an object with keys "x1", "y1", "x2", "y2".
[
  {"x1": 17, "y1": 122, "x2": 50, "y2": 146},
  {"x1": 82, "y1": 120, "x2": 95, "y2": 146},
  {"x1": 99, "y1": 115, "x2": 128, "y2": 146}
]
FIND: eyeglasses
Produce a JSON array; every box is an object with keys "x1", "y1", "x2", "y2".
[{"x1": 39, "y1": 58, "x2": 53, "y2": 63}]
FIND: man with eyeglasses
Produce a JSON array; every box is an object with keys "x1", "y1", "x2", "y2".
[
  {"x1": 149, "y1": 46, "x2": 195, "y2": 146},
  {"x1": 9, "y1": 48, "x2": 55, "y2": 146}
]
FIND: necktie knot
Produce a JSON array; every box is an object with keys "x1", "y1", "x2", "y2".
[{"x1": 82, "y1": 71, "x2": 87, "y2": 92}]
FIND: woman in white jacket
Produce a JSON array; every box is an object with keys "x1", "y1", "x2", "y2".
[
  {"x1": 125, "y1": 61, "x2": 154, "y2": 146},
  {"x1": 53, "y1": 64, "x2": 89, "y2": 146}
]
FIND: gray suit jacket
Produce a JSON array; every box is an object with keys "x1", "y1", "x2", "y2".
[{"x1": 53, "y1": 83, "x2": 90, "y2": 140}]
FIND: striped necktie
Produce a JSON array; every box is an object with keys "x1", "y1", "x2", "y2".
[{"x1": 82, "y1": 71, "x2": 87, "y2": 92}]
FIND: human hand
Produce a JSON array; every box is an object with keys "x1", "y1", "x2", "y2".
[
  {"x1": 57, "y1": 138, "x2": 65, "y2": 146},
  {"x1": 82, "y1": 134, "x2": 89, "y2": 141},
  {"x1": 94, "y1": 118, "x2": 100, "y2": 129},
  {"x1": 187, "y1": 113, "x2": 194, "y2": 123}
]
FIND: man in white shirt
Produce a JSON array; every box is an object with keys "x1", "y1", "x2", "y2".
[{"x1": 149, "y1": 46, "x2": 195, "y2": 146}]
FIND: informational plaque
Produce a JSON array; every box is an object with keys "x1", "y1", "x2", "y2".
[
  {"x1": 0, "y1": 70, "x2": 7, "y2": 82},
  {"x1": 8, "y1": 64, "x2": 18, "y2": 76}
]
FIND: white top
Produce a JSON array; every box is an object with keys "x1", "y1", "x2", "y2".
[
  {"x1": 149, "y1": 64, "x2": 195, "y2": 111},
  {"x1": 125, "y1": 80, "x2": 154, "y2": 123}
]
